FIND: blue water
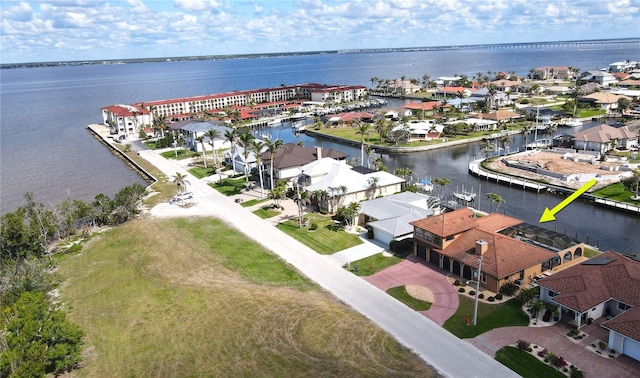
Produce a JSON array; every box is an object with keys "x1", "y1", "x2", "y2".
[{"x1": 1, "y1": 40, "x2": 639, "y2": 252}]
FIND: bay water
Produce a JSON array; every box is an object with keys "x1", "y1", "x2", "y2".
[{"x1": 1, "y1": 39, "x2": 638, "y2": 252}]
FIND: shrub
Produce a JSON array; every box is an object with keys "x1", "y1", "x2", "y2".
[
  {"x1": 468, "y1": 290, "x2": 476, "y2": 296},
  {"x1": 542, "y1": 309, "x2": 551, "y2": 322},
  {"x1": 458, "y1": 287, "x2": 466, "y2": 293},
  {"x1": 366, "y1": 228, "x2": 374, "y2": 239},
  {"x1": 495, "y1": 293, "x2": 503, "y2": 300},
  {"x1": 599, "y1": 341, "x2": 606, "y2": 350},
  {"x1": 517, "y1": 340, "x2": 530, "y2": 350},
  {"x1": 454, "y1": 280, "x2": 461, "y2": 286},
  {"x1": 309, "y1": 223, "x2": 318, "y2": 231},
  {"x1": 499, "y1": 282, "x2": 518, "y2": 296},
  {"x1": 538, "y1": 349, "x2": 547, "y2": 358},
  {"x1": 488, "y1": 296, "x2": 495, "y2": 302},
  {"x1": 569, "y1": 366, "x2": 584, "y2": 378},
  {"x1": 478, "y1": 293, "x2": 484, "y2": 299}
]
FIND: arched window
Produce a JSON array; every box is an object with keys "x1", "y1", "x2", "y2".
[
  {"x1": 574, "y1": 247, "x2": 583, "y2": 258},
  {"x1": 563, "y1": 251, "x2": 572, "y2": 263}
]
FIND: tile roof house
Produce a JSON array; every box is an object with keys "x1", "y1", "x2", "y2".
[
  {"x1": 572, "y1": 124, "x2": 638, "y2": 153},
  {"x1": 410, "y1": 208, "x2": 584, "y2": 293},
  {"x1": 260, "y1": 144, "x2": 348, "y2": 186},
  {"x1": 537, "y1": 251, "x2": 640, "y2": 361},
  {"x1": 578, "y1": 92, "x2": 631, "y2": 112},
  {"x1": 358, "y1": 192, "x2": 440, "y2": 245}
]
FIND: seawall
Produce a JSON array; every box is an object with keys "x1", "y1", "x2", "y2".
[{"x1": 87, "y1": 124, "x2": 157, "y2": 186}]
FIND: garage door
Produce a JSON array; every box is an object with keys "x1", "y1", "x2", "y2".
[{"x1": 623, "y1": 337, "x2": 640, "y2": 361}]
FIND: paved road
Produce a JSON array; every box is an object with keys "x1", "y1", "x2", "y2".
[{"x1": 141, "y1": 150, "x2": 518, "y2": 377}]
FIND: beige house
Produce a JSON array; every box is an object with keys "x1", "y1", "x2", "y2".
[
  {"x1": 572, "y1": 124, "x2": 638, "y2": 153},
  {"x1": 578, "y1": 92, "x2": 631, "y2": 112}
]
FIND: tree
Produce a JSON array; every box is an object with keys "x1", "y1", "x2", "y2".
[
  {"x1": 617, "y1": 97, "x2": 631, "y2": 115},
  {"x1": 328, "y1": 185, "x2": 348, "y2": 213},
  {"x1": 364, "y1": 144, "x2": 375, "y2": 169},
  {"x1": 568, "y1": 86, "x2": 584, "y2": 118},
  {"x1": 623, "y1": 168, "x2": 640, "y2": 199},
  {"x1": 336, "y1": 202, "x2": 360, "y2": 230},
  {"x1": 268, "y1": 180, "x2": 287, "y2": 207},
  {"x1": 172, "y1": 172, "x2": 190, "y2": 194},
  {"x1": 498, "y1": 134, "x2": 512, "y2": 156},
  {"x1": 293, "y1": 189, "x2": 311, "y2": 228},
  {"x1": 366, "y1": 176, "x2": 380, "y2": 199},
  {"x1": 521, "y1": 123, "x2": 533, "y2": 150},
  {"x1": 206, "y1": 129, "x2": 221, "y2": 168},
  {"x1": 485, "y1": 192, "x2": 505, "y2": 213},
  {"x1": 262, "y1": 136, "x2": 284, "y2": 189},
  {"x1": 0, "y1": 291, "x2": 84, "y2": 377},
  {"x1": 394, "y1": 167, "x2": 413, "y2": 180},
  {"x1": 197, "y1": 136, "x2": 208, "y2": 168},
  {"x1": 249, "y1": 139, "x2": 265, "y2": 198},
  {"x1": 479, "y1": 139, "x2": 495, "y2": 158},
  {"x1": 355, "y1": 122, "x2": 371, "y2": 166},
  {"x1": 224, "y1": 128, "x2": 239, "y2": 173},
  {"x1": 432, "y1": 178, "x2": 451, "y2": 199},
  {"x1": 238, "y1": 132, "x2": 255, "y2": 189},
  {"x1": 517, "y1": 287, "x2": 538, "y2": 307},
  {"x1": 310, "y1": 190, "x2": 328, "y2": 211}
]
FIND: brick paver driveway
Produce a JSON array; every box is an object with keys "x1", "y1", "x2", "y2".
[{"x1": 364, "y1": 257, "x2": 458, "y2": 325}]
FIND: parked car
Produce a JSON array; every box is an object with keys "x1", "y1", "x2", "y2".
[
  {"x1": 171, "y1": 192, "x2": 193, "y2": 202},
  {"x1": 514, "y1": 278, "x2": 525, "y2": 286}
]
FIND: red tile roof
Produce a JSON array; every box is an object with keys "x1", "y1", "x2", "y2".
[
  {"x1": 404, "y1": 101, "x2": 447, "y2": 111},
  {"x1": 538, "y1": 251, "x2": 640, "y2": 341},
  {"x1": 410, "y1": 208, "x2": 477, "y2": 237}
]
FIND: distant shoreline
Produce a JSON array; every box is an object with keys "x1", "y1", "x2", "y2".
[{"x1": 2, "y1": 37, "x2": 638, "y2": 69}]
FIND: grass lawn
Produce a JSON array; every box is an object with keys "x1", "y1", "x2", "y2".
[
  {"x1": 210, "y1": 177, "x2": 248, "y2": 196},
  {"x1": 386, "y1": 286, "x2": 432, "y2": 311},
  {"x1": 584, "y1": 247, "x2": 601, "y2": 258},
  {"x1": 593, "y1": 183, "x2": 640, "y2": 204},
  {"x1": 241, "y1": 198, "x2": 269, "y2": 208},
  {"x1": 160, "y1": 149, "x2": 192, "y2": 160},
  {"x1": 443, "y1": 295, "x2": 529, "y2": 338},
  {"x1": 276, "y1": 213, "x2": 362, "y2": 254},
  {"x1": 56, "y1": 218, "x2": 437, "y2": 377},
  {"x1": 349, "y1": 252, "x2": 407, "y2": 276},
  {"x1": 495, "y1": 346, "x2": 566, "y2": 378},
  {"x1": 188, "y1": 166, "x2": 215, "y2": 179},
  {"x1": 253, "y1": 207, "x2": 280, "y2": 219}
]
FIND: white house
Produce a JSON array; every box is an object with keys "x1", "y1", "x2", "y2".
[
  {"x1": 299, "y1": 158, "x2": 405, "y2": 210},
  {"x1": 579, "y1": 70, "x2": 618, "y2": 87},
  {"x1": 167, "y1": 120, "x2": 232, "y2": 152},
  {"x1": 101, "y1": 104, "x2": 152, "y2": 139}
]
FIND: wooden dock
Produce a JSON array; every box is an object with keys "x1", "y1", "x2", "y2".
[{"x1": 468, "y1": 159, "x2": 547, "y2": 192}]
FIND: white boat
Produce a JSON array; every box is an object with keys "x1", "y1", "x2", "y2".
[
  {"x1": 292, "y1": 121, "x2": 306, "y2": 133},
  {"x1": 290, "y1": 113, "x2": 309, "y2": 121},
  {"x1": 453, "y1": 186, "x2": 476, "y2": 203},
  {"x1": 267, "y1": 118, "x2": 281, "y2": 126},
  {"x1": 559, "y1": 118, "x2": 583, "y2": 127}
]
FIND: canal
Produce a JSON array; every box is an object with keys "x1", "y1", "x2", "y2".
[{"x1": 257, "y1": 117, "x2": 640, "y2": 254}]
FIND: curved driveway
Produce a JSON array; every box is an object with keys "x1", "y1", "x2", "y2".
[{"x1": 141, "y1": 150, "x2": 517, "y2": 378}]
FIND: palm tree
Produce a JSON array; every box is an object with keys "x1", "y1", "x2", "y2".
[
  {"x1": 293, "y1": 190, "x2": 312, "y2": 228},
  {"x1": 262, "y1": 136, "x2": 284, "y2": 189},
  {"x1": 364, "y1": 144, "x2": 375, "y2": 169},
  {"x1": 366, "y1": 176, "x2": 380, "y2": 199},
  {"x1": 238, "y1": 132, "x2": 255, "y2": 189},
  {"x1": 268, "y1": 181, "x2": 287, "y2": 208},
  {"x1": 432, "y1": 177, "x2": 451, "y2": 199},
  {"x1": 249, "y1": 139, "x2": 265, "y2": 198},
  {"x1": 224, "y1": 129, "x2": 239, "y2": 173},
  {"x1": 374, "y1": 117, "x2": 388, "y2": 141},
  {"x1": 197, "y1": 136, "x2": 207, "y2": 168},
  {"x1": 172, "y1": 172, "x2": 190, "y2": 194},
  {"x1": 485, "y1": 192, "x2": 505, "y2": 213},
  {"x1": 310, "y1": 189, "x2": 328, "y2": 211},
  {"x1": 206, "y1": 129, "x2": 221, "y2": 167},
  {"x1": 522, "y1": 123, "x2": 533, "y2": 150},
  {"x1": 568, "y1": 86, "x2": 584, "y2": 118},
  {"x1": 498, "y1": 134, "x2": 512, "y2": 156},
  {"x1": 624, "y1": 168, "x2": 640, "y2": 199},
  {"x1": 329, "y1": 185, "x2": 348, "y2": 213},
  {"x1": 355, "y1": 122, "x2": 371, "y2": 166},
  {"x1": 479, "y1": 139, "x2": 495, "y2": 158},
  {"x1": 394, "y1": 167, "x2": 413, "y2": 180}
]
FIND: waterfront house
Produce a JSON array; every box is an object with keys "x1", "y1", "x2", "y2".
[
  {"x1": 490, "y1": 79, "x2": 521, "y2": 92},
  {"x1": 531, "y1": 66, "x2": 573, "y2": 80},
  {"x1": 537, "y1": 250, "x2": 640, "y2": 362},
  {"x1": 410, "y1": 208, "x2": 584, "y2": 293},
  {"x1": 475, "y1": 110, "x2": 523, "y2": 122},
  {"x1": 609, "y1": 61, "x2": 638, "y2": 72},
  {"x1": 260, "y1": 144, "x2": 348, "y2": 186},
  {"x1": 298, "y1": 158, "x2": 404, "y2": 211},
  {"x1": 166, "y1": 120, "x2": 231, "y2": 152},
  {"x1": 579, "y1": 70, "x2": 618, "y2": 87},
  {"x1": 324, "y1": 112, "x2": 374, "y2": 126},
  {"x1": 358, "y1": 192, "x2": 440, "y2": 245},
  {"x1": 388, "y1": 79, "x2": 421, "y2": 94},
  {"x1": 618, "y1": 79, "x2": 640, "y2": 89},
  {"x1": 572, "y1": 124, "x2": 638, "y2": 153},
  {"x1": 435, "y1": 86, "x2": 476, "y2": 99},
  {"x1": 224, "y1": 146, "x2": 258, "y2": 174},
  {"x1": 391, "y1": 120, "x2": 444, "y2": 141},
  {"x1": 577, "y1": 92, "x2": 631, "y2": 113},
  {"x1": 101, "y1": 104, "x2": 152, "y2": 139},
  {"x1": 404, "y1": 101, "x2": 447, "y2": 117}
]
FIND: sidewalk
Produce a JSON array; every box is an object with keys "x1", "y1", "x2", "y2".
[{"x1": 328, "y1": 235, "x2": 388, "y2": 267}]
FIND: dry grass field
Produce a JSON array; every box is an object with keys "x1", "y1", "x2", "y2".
[{"x1": 57, "y1": 218, "x2": 437, "y2": 377}]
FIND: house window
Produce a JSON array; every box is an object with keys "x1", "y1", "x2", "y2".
[
  {"x1": 618, "y1": 302, "x2": 631, "y2": 311},
  {"x1": 415, "y1": 228, "x2": 423, "y2": 238},
  {"x1": 445, "y1": 235, "x2": 455, "y2": 241},
  {"x1": 424, "y1": 232, "x2": 432, "y2": 242},
  {"x1": 481, "y1": 272, "x2": 487, "y2": 283},
  {"x1": 548, "y1": 291, "x2": 558, "y2": 298}
]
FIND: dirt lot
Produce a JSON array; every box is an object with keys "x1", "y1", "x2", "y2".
[{"x1": 487, "y1": 150, "x2": 623, "y2": 190}]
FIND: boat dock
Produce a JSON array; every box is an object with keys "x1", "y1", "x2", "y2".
[{"x1": 468, "y1": 159, "x2": 548, "y2": 193}]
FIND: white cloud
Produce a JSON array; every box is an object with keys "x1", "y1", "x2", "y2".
[{"x1": 174, "y1": 0, "x2": 222, "y2": 12}]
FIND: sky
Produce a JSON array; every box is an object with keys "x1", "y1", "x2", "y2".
[{"x1": 1, "y1": 0, "x2": 639, "y2": 64}]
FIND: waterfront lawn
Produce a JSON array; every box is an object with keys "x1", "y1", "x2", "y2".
[
  {"x1": 114, "y1": 147, "x2": 176, "y2": 206},
  {"x1": 210, "y1": 177, "x2": 248, "y2": 196},
  {"x1": 443, "y1": 296, "x2": 529, "y2": 339},
  {"x1": 593, "y1": 183, "x2": 638, "y2": 203},
  {"x1": 348, "y1": 253, "x2": 406, "y2": 276},
  {"x1": 495, "y1": 346, "x2": 566, "y2": 378},
  {"x1": 241, "y1": 198, "x2": 269, "y2": 208},
  {"x1": 56, "y1": 218, "x2": 436, "y2": 377},
  {"x1": 276, "y1": 213, "x2": 362, "y2": 254},
  {"x1": 386, "y1": 286, "x2": 432, "y2": 311}
]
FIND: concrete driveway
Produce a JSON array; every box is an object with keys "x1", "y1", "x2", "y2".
[{"x1": 364, "y1": 257, "x2": 459, "y2": 326}]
